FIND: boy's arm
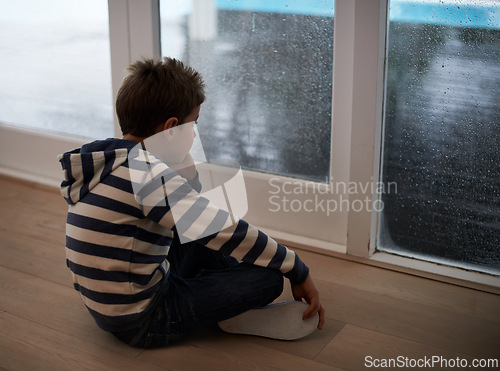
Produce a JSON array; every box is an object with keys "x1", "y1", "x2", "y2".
[
  {"x1": 136, "y1": 157, "x2": 322, "y2": 316},
  {"x1": 139, "y1": 161, "x2": 304, "y2": 280}
]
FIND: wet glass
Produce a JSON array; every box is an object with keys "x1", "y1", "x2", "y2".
[
  {"x1": 160, "y1": 0, "x2": 334, "y2": 181},
  {"x1": 379, "y1": 0, "x2": 500, "y2": 274},
  {"x1": 0, "y1": 0, "x2": 113, "y2": 139}
]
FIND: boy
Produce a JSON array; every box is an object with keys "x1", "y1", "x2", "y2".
[{"x1": 58, "y1": 58, "x2": 324, "y2": 348}]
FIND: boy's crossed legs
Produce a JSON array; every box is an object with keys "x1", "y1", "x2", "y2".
[
  {"x1": 113, "y1": 240, "x2": 319, "y2": 348},
  {"x1": 113, "y1": 239, "x2": 288, "y2": 348}
]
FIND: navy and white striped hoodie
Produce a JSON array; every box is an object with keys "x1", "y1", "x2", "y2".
[{"x1": 58, "y1": 138, "x2": 309, "y2": 332}]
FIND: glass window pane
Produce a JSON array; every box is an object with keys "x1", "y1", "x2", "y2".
[
  {"x1": 0, "y1": 0, "x2": 113, "y2": 139},
  {"x1": 160, "y1": 0, "x2": 334, "y2": 181},
  {"x1": 379, "y1": 0, "x2": 500, "y2": 274}
]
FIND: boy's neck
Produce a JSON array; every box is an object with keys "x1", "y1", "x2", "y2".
[{"x1": 122, "y1": 134, "x2": 144, "y2": 143}]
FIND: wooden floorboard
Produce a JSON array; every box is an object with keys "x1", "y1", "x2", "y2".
[
  {"x1": 0, "y1": 312, "x2": 160, "y2": 371},
  {"x1": 0, "y1": 174, "x2": 499, "y2": 370},
  {"x1": 315, "y1": 324, "x2": 475, "y2": 370},
  {"x1": 316, "y1": 279, "x2": 500, "y2": 359}
]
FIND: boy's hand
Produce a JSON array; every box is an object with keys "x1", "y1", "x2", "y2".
[
  {"x1": 167, "y1": 153, "x2": 197, "y2": 181},
  {"x1": 291, "y1": 274, "x2": 325, "y2": 330}
]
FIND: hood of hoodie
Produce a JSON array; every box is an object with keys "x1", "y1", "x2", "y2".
[{"x1": 58, "y1": 138, "x2": 137, "y2": 205}]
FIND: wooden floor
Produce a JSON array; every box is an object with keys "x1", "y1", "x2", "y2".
[{"x1": 0, "y1": 174, "x2": 499, "y2": 370}]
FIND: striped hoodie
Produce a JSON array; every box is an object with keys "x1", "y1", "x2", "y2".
[{"x1": 58, "y1": 138, "x2": 309, "y2": 332}]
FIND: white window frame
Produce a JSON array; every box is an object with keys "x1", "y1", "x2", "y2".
[{"x1": 0, "y1": 0, "x2": 497, "y2": 289}]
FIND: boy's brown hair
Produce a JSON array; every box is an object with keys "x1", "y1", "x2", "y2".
[{"x1": 116, "y1": 58, "x2": 205, "y2": 137}]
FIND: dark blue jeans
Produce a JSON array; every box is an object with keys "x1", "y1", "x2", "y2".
[{"x1": 112, "y1": 239, "x2": 284, "y2": 348}]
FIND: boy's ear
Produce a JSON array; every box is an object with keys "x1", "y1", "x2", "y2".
[
  {"x1": 163, "y1": 117, "x2": 178, "y2": 131},
  {"x1": 161, "y1": 117, "x2": 179, "y2": 141}
]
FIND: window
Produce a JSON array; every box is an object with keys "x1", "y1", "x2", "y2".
[
  {"x1": 1, "y1": 0, "x2": 497, "y2": 286},
  {"x1": 159, "y1": 0, "x2": 334, "y2": 181},
  {"x1": 0, "y1": 0, "x2": 113, "y2": 139},
  {"x1": 378, "y1": 0, "x2": 500, "y2": 275}
]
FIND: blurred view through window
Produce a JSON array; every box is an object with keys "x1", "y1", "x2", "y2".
[
  {"x1": 0, "y1": 0, "x2": 113, "y2": 139},
  {"x1": 379, "y1": 0, "x2": 500, "y2": 274},
  {"x1": 160, "y1": 0, "x2": 334, "y2": 181}
]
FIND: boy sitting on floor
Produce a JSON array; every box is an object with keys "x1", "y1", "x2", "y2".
[{"x1": 58, "y1": 57, "x2": 324, "y2": 348}]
